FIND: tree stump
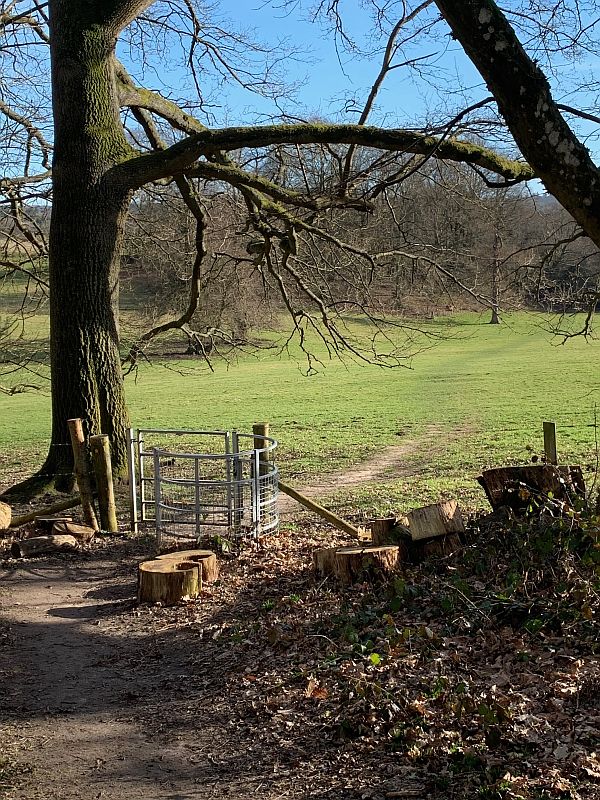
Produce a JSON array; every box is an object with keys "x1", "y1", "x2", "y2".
[
  {"x1": 11, "y1": 535, "x2": 79, "y2": 558},
  {"x1": 313, "y1": 545, "x2": 400, "y2": 584},
  {"x1": 157, "y1": 549, "x2": 219, "y2": 583},
  {"x1": 477, "y1": 465, "x2": 585, "y2": 512},
  {"x1": 138, "y1": 559, "x2": 201, "y2": 604}
]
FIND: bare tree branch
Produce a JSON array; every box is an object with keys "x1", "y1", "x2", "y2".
[
  {"x1": 115, "y1": 123, "x2": 536, "y2": 189},
  {"x1": 340, "y1": 1, "x2": 435, "y2": 192},
  {"x1": 186, "y1": 160, "x2": 371, "y2": 213}
]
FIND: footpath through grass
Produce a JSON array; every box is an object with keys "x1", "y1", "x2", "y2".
[{"x1": 1, "y1": 312, "x2": 599, "y2": 513}]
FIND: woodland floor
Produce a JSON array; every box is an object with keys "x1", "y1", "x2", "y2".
[{"x1": 1, "y1": 449, "x2": 599, "y2": 800}]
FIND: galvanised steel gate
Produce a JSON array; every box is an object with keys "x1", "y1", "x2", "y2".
[{"x1": 127, "y1": 428, "x2": 279, "y2": 544}]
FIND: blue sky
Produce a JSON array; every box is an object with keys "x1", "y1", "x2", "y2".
[
  {"x1": 115, "y1": 0, "x2": 600, "y2": 159},
  {"x1": 200, "y1": 1, "x2": 485, "y2": 127}
]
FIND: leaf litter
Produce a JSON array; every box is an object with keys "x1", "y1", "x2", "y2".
[{"x1": 0, "y1": 507, "x2": 599, "y2": 799}]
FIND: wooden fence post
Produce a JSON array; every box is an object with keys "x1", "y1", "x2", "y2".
[
  {"x1": 252, "y1": 422, "x2": 271, "y2": 528},
  {"x1": 252, "y1": 422, "x2": 270, "y2": 468},
  {"x1": 543, "y1": 421, "x2": 558, "y2": 465},
  {"x1": 67, "y1": 418, "x2": 99, "y2": 531},
  {"x1": 90, "y1": 434, "x2": 119, "y2": 532}
]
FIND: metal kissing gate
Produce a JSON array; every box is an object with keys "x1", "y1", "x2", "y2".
[{"x1": 127, "y1": 428, "x2": 279, "y2": 544}]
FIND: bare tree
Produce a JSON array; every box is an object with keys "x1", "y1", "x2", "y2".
[{"x1": 2, "y1": 0, "x2": 597, "y2": 496}]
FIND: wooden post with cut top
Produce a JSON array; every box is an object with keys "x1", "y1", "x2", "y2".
[
  {"x1": 252, "y1": 422, "x2": 270, "y2": 470},
  {"x1": 90, "y1": 434, "x2": 119, "y2": 532},
  {"x1": 543, "y1": 421, "x2": 558, "y2": 465}
]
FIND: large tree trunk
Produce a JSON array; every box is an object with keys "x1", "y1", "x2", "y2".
[
  {"x1": 40, "y1": 3, "x2": 134, "y2": 487},
  {"x1": 434, "y1": 0, "x2": 600, "y2": 249}
]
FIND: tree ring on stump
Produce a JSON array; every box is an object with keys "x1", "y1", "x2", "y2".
[{"x1": 156, "y1": 549, "x2": 219, "y2": 583}]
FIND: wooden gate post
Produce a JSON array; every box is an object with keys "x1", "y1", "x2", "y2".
[
  {"x1": 252, "y1": 422, "x2": 271, "y2": 529},
  {"x1": 90, "y1": 434, "x2": 119, "y2": 532},
  {"x1": 67, "y1": 418, "x2": 99, "y2": 531},
  {"x1": 252, "y1": 422, "x2": 270, "y2": 469}
]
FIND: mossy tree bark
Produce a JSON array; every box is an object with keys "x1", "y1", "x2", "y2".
[{"x1": 38, "y1": 2, "x2": 149, "y2": 488}]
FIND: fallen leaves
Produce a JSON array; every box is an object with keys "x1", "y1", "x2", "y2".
[{"x1": 5, "y1": 513, "x2": 596, "y2": 800}]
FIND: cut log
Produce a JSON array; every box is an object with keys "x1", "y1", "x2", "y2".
[
  {"x1": 34, "y1": 516, "x2": 73, "y2": 533},
  {"x1": 0, "y1": 501, "x2": 11, "y2": 529},
  {"x1": 371, "y1": 516, "x2": 411, "y2": 548},
  {"x1": 138, "y1": 559, "x2": 201, "y2": 605},
  {"x1": 477, "y1": 465, "x2": 585, "y2": 512},
  {"x1": 51, "y1": 521, "x2": 96, "y2": 544},
  {"x1": 157, "y1": 549, "x2": 219, "y2": 583},
  {"x1": 398, "y1": 500, "x2": 465, "y2": 541},
  {"x1": 314, "y1": 544, "x2": 400, "y2": 584},
  {"x1": 11, "y1": 534, "x2": 79, "y2": 558}
]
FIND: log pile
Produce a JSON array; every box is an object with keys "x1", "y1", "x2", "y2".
[
  {"x1": 313, "y1": 500, "x2": 464, "y2": 583},
  {"x1": 9, "y1": 516, "x2": 97, "y2": 557},
  {"x1": 370, "y1": 500, "x2": 464, "y2": 561}
]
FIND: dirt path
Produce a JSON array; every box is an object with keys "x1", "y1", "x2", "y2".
[
  {"x1": 0, "y1": 545, "x2": 284, "y2": 799},
  {"x1": 0, "y1": 533, "x2": 402, "y2": 800},
  {"x1": 278, "y1": 424, "x2": 460, "y2": 514},
  {"x1": 0, "y1": 550, "x2": 191, "y2": 799}
]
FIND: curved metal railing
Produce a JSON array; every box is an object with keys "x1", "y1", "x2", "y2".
[{"x1": 127, "y1": 428, "x2": 279, "y2": 544}]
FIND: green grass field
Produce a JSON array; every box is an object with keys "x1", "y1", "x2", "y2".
[{"x1": 1, "y1": 311, "x2": 599, "y2": 514}]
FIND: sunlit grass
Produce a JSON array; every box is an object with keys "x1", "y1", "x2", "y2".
[{"x1": 1, "y1": 310, "x2": 599, "y2": 511}]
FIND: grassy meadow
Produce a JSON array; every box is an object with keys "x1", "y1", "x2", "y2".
[{"x1": 1, "y1": 306, "x2": 600, "y2": 515}]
